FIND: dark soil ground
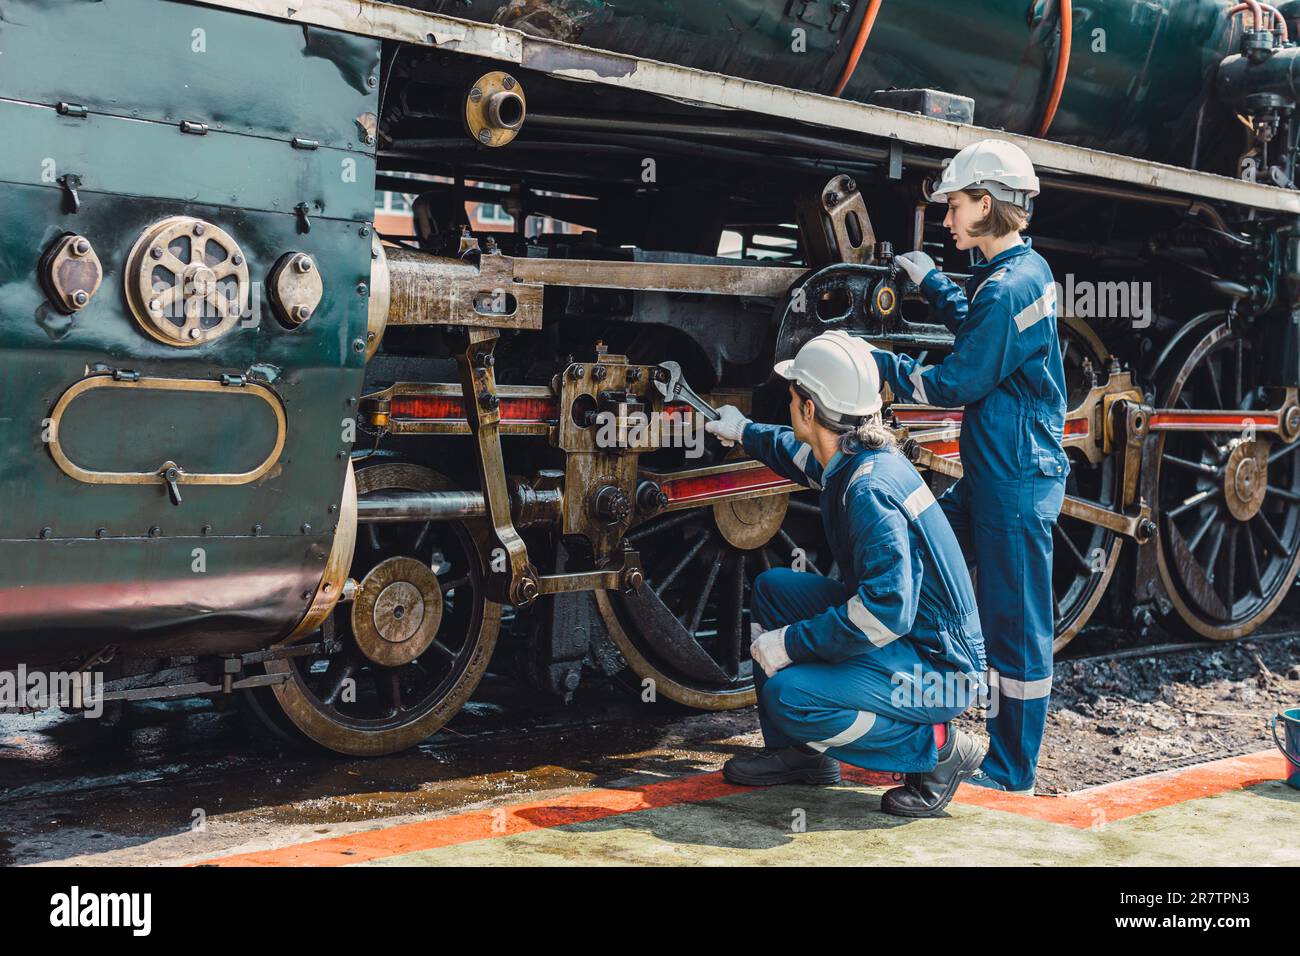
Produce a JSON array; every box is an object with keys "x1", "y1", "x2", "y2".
[{"x1": 952, "y1": 630, "x2": 1300, "y2": 793}]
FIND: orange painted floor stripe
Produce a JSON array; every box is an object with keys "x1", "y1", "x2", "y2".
[
  {"x1": 198, "y1": 769, "x2": 898, "y2": 866},
  {"x1": 195, "y1": 752, "x2": 1286, "y2": 866},
  {"x1": 944, "y1": 750, "x2": 1287, "y2": 829}
]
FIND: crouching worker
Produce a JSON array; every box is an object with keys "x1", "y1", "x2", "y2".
[{"x1": 705, "y1": 331, "x2": 987, "y2": 817}]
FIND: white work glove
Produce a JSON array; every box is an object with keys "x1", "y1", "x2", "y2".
[
  {"x1": 705, "y1": 404, "x2": 751, "y2": 447},
  {"x1": 894, "y1": 251, "x2": 937, "y2": 286},
  {"x1": 750, "y1": 624, "x2": 792, "y2": 678}
]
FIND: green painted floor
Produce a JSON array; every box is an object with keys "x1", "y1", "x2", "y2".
[{"x1": 362, "y1": 780, "x2": 1300, "y2": 867}]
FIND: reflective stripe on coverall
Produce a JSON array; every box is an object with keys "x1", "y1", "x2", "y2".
[
  {"x1": 871, "y1": 238, "x2": 1068, "y2": 791},
  {"x1": 742, "y1": 422, "x2": 986, "y2": 773}
]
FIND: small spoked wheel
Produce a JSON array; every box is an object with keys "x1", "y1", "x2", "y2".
[{"x1": 247, "y1": 463, "x2": 500, "y2": 756}]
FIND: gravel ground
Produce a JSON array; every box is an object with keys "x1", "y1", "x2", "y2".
[{"x1": 952, "y1": 633, "x2": 1300, "y2": 794}]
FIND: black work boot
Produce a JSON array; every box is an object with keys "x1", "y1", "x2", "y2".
[
  {"x1": 880, "y1": 729, "x2": 984, "y2": 818},
  {"x1": 723, "y1": 745, "x2": 842, "y2": 786}
]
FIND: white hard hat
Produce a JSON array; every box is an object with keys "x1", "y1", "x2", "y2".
[
  {"x1": 929, "y1": 139, "x2": 1040, "y2": 210},
  {"x1": 774, "y1": 331, "x2": 882, "y2": 419}
]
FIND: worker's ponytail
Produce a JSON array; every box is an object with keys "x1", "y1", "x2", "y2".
[{"x1": 840, "y1": 412, "x2": 896, "y2": 454}]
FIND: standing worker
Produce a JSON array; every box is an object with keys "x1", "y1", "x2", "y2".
[
  {"x1": 705, "y1": 331, "x2": 988, "y2": 817},
  {"x1": 872, "y1": 139, "x2": 1068, "y2": 794}
]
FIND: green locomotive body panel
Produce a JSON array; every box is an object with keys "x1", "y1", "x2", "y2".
[{"x1": 0, "y1": 0, "x2": 380, "y2": 657}]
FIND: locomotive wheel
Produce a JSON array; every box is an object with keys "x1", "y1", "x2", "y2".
[
  {"x1": 1154, "y1": 324, "x2": 1300, "y2": 640},
  {"x1": 1052, "y1": 316, "x2": 1123, "y2": 651},
  {"x1": 250, "y1": 463, "x2": 501, "y2": 756},
  {"x1": 594, "y1": 490, "x2": 829, "y2": 710}
]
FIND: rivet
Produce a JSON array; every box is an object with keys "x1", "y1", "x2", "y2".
[
  {"x1": 352, "y1": 339, "x2": 366, "y2": 353},
  {"x1": 95, "y1": 527, "x2": 107, "y2": 539},
  {"x1": 328, "y1": 504, "x2": 338, "y2": 513},
  {"x1": 150, "y1": 246, "x2": 164, "y2": 260},
  {"x1": 39, "y1": 527, "x2": 52, "y2": 539},
  {"x1": 356, "y1": 282, "x2": 368, "y2": 296},
  {"x1": 337, "y1": 450, "x2": 348, "y2": 458},
  {"x1": 232, "y1": 254, "x2": 244, "y2": 266},
  {"x1": 360, "y1": 225, "x2": 371, "y2": 238},
  {"x1": 301, "y1": 523, "x2": 312, "y2": 534},
  {"x1": 201, "y1": 524, "x2": 212, "y2": 535},
  {"x1": 149, "y1": 526, "x2": 161, "y2": 537},
  {"x1": 302, "y1": 590, "x2": 313, "y2": 600},
  {"x1": 367, "y1": 74, "x2": 378, "y2": 89},
  {"x1": 252, "y1": 523, "x2": 262, "y2": 535},
  {"x1": 348, "y1": 396, "x2": 357, "y2": 405},
  {"x1": 193, "y1": 223, "x2": 206, "y2": 236}
]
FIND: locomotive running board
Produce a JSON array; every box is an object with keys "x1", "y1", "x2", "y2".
[{"x1": 194, "y1": 0, "x2": 1300, "y2": 214}]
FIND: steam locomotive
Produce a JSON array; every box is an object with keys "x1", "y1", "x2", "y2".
[{"x1": 5, "y1": 0, "x2": 1300, "y2": 754}]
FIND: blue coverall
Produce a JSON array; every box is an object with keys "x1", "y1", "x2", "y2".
[
  {"x1": 742, "y1": 423, "x2": 986, "y2": 773},
  {"x1": 871, "y1": 238, "x2": 1069, "y2": 791}
]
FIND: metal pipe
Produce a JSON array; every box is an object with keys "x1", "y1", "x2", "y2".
[{"x1": 357, "y1": 491, "x2": 487, "y2": 523}]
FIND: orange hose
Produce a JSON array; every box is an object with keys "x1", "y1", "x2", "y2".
[
  {"x1": 1037, "y1": 0, "x2": 1073, "y2": 137},
  {"x1": 1228, "y1": 1, "x2": 1268, "y2": 34},
  {"x1": 831, "y1": 0, "x2": 886, "y2": 98}
]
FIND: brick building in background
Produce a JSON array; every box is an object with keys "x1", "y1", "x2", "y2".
[{"x1": 374, "y1": 183, "x2": 586, "y2": 239}]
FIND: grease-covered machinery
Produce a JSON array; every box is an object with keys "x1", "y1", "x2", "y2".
[{"x1": 6, "y1": 0, "x2": 1300, "y2": 754}]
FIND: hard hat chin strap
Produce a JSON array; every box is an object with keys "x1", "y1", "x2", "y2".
[
  {"x1": 973, "y1": 180, "x2": 1034, "y2": 212},
  {"x1": 792, "y1": 381, "x2": 874, "y2": 432}
]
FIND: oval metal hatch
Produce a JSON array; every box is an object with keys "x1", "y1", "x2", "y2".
[{"x1": 47, "y1": 375, "x2": 286, "y2": 486}]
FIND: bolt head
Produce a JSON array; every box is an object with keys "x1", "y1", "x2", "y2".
[
  {"x1": 72, "y1": 237, "x2": 90, "y2": 256},
  {"x1": 503, "y1": 75, "x2": 516, "y2": 90},
  {"x1": 292, "y1": 305, "x2": 312, "y2": 322},
  {"x1": 193, "y1": 223, "x2": 206, "y2": 236},
  {"x1": 357, "y1": 282, "x2": 368, "y2": 296},
  {"x1": 188, "y1": 327, "x2": 201, "y2": 339},
  {"x1": 295, "y1": 255, "x2": 314, "y2": 273},
  {"x1": 478, "y1": 129, "x2": 492, "y2": 144},
  {"x1": 469, "y1": 87, "x2": 483, "y2": 102},
  {"x1": 72, "y1": 290, "x2": 89, "y2": 307},
  {"x1": 232, "y1": 254, "x2": 244, "y2": 266},
  {"x1": 367, "y1": 74, "x2": 378, "y2": 88},
  {"x1": 150, "y1": 246, "x2": 164, "y2": 260}
]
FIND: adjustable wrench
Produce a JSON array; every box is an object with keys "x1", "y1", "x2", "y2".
[{"x1": 651, "y1": 361, "x2": 720, "y2": 422}]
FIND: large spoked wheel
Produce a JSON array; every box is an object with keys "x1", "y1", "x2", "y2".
[
  {"x1": 1154, "y1": 324, "x2": 1300, "y2": 640},
  {"x1": 247, "y1": 463, "x2": 501, "y2": 756},
  {"x1": 1052, "y1": 316, "x2": 1123, "y2": 651},
  {"x1": 595, "y1": 490, "x2": 829, "y2": 710}
]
